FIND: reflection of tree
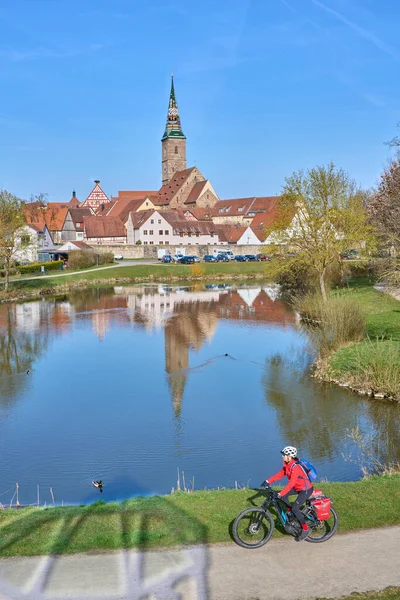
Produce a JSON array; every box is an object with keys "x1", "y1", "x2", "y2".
[
  {"x1": 262, "y1": 355, "x2": 366, "y2": 462},
  {"x1": 365, "y1": 402, "x2": 400, "y2": 467},
  {"x1": 0, "y1": 305, "x2": 49, "y2": 404}
]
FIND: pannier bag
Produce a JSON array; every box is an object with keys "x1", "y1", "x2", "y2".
[{"x1": 312, "y1": 497, "x2": 331, "y2": 520}]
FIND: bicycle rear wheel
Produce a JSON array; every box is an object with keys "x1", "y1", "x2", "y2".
[
  {"x1": 305, "y1": 507, "x2": 338, "y2": 543},
  {"x1": 232, "y1": 507, "x2": 274, "y2": 549}
]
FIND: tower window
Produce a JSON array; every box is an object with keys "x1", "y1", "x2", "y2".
[{"x1": 175, "y1": 146, "x2": 178, "y2": 154}]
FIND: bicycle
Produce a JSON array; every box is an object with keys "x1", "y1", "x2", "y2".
[{"x1": 232, "y1": 483, "x2": 338, "y2": 549}]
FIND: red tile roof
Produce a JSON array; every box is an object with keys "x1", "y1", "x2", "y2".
[
  {"x1": 68, "y1": 208, "x2": 93, "y2": 231},
  {"x1": 114, "y1": 191, "x2": 158, "y2": 200},
  {"x1": 128, "y1": 209, "x2": 156, "y2": 228},
  {"x1": 212, "y1": 196, "x2": 280, "y2": 217},
  {"x1": 216, "y1": 224, "x2": 247, "y2": 243},
  {"x1": 184, "y1": 207, "x2": 213, "y2": 221},
  {"x1": 157, "y1": 167, "x2": 198, "y2": 204},
  {"x1": 84, "y1": 216, "x2": 126, "y2": 239},
  {"x1": 25, "y1": 204, "x2": 68, "y2": 231},
  {"x1": 105, "y1": 198, "x2": 155, "y2": 223},
  {"x1": 184, "y1": 181, "x2": 207, "y2": 204}
]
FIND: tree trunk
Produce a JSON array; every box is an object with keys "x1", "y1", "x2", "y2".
[
  {"x1": 4, "y1": 261, "x2": 9, "y2": 293},
  {"x1": 319, "y1": 270, "x2": 327, "y2": 302}
]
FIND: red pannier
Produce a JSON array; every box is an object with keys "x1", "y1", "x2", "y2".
[{"x1": 312, "y1": 497, "x2": 331, "y2": 520}]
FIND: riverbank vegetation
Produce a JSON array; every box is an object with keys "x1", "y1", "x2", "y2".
[
  {"x1": 315, "y1": 588, "x2": 400, "y2": 600},
  {"x1": 300, "y1": 278, "x2": 400, "y2": 401},
  {"x1": 0, "y1": 262, "x2": 274, "y2": 303},
  {"x1": 0, "y1": 475, "x2": 398, "y2": 557}
]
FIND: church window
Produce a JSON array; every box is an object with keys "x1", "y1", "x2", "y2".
[{"x1": 175, "y1": 146, "x2": 178, "y2": 154}]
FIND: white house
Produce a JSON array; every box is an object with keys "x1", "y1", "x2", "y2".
[
  {"x1": 14, "y1": 224, "x2": 56, "y2": 263},
  {"x1": 127, "y1": 210, "x2": 224, "y2": 246}
]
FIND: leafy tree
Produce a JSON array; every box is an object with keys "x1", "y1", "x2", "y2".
[
  {"x1": 266, "y1": 163, "x2": 376, "y2": 301},
  {"x1": 0, "y1": 190, "x2": 27, "y2": 292}
]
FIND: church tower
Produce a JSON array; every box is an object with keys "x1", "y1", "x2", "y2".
[{"x1": 161, "y1": 75, "x2": 186, "y2": 185}]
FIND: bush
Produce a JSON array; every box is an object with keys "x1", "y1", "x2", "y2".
[
  {"x1": 97, "y1": 251, "x2": 114, "y2": 265},
  {"x1": 18, "y1": 261, "x2": 63, "y2": 275},
  {"x1": 0, "y1": 268, "x2": 18, "y2": 278},
  {"x1": 67, "y1": 251, "x2": 96, "y2": 270},
  {"x1": 295, "y1": 292, "x2": 366, "y2": 355},
  {"x1": 189, "y1": 264, "x2": 205, "y2": 278}
]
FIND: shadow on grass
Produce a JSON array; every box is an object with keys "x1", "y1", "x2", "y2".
[{"x1": 0, "y1": 479, "x2": 210, "y2": 599}]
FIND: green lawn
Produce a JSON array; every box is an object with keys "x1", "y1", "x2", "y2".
[
  {"x1": 0, "y1": 475, "x2": 398, "y2": 557},
  {"x1": 2, "y1": 262, "x2": 273, "y2": 296}
]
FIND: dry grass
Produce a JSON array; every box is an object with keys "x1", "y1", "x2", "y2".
[{"x1": 295, "y1": 292, "x2": 366, "y2": 355}]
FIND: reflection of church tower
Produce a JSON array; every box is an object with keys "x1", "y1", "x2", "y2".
[
  {"x1": 165, "y1": 319, "x2": 188, "y2": 417},
  {"x1": 92, "y1": 311, "x2": 110, "y2": 341},
  {"x1": 161, "y1": 75, "x2": 187, "y2": 185}
]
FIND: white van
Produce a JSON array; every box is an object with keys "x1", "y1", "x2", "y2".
[{"x1": 157, "y1": 249, "x2": 171, "y2": 260}]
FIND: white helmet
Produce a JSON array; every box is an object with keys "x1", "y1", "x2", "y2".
[{"x1": 281, "y1": 446, "x2": 297, "y2": 458}]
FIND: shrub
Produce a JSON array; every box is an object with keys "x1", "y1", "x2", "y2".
[
  {"x1": 67, "y1": 251, "x2": 96, "y2": 270},
  {"x1": 0, "y1": 268, "x2": 18, "y2": 278},
  {"x1": 18, "y1": 261, "x2": 63, "y2": 275},
  {"x1": 135, "y1": 240, "x2": 142, "y2": 245},
  {"x1": 295, "y1": 292, "x2": 366, "y2": 355},
  {"x1": 189, "y1": 264, "x2": 205, "y2": 278},
  {"x1": 352, "y1": 339, "x2": 400, "y2": 399},
  {"x1": 97, "y1": 251, "x2": 114, "y2": 265}
]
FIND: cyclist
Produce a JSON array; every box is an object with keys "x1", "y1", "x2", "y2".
[{"x1": 263, "y1": 446, "x2": 314, "y2": 541}]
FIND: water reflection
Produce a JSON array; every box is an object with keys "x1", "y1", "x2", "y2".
[{"x1": 0, "y1": 283, "x2": 398, "y2": 502}]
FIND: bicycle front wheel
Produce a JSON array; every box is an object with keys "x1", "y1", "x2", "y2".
[{"x1": 232, "y1": 507, "x2": 275, "y2": 549}]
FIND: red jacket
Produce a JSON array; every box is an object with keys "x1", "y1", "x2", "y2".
[{"x1": 268, "y1": 459, "x2": 312, "y2": 496}]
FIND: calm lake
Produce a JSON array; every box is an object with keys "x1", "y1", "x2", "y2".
[{"x1": 0, "y1": 282, "x2": 398, "y2": 506}]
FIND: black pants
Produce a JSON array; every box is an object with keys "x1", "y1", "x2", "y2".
[{"x1": 280, "y1": 487, "x2": 313, "y2": 525}]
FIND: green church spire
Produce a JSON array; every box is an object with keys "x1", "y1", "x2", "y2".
[{"x1": 162, "y1": 74, "x2": 186, "y2": 140}]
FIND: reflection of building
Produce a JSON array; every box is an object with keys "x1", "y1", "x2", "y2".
[{"x1": 164, "y1": 306, "x2": 219, "y2": 417}]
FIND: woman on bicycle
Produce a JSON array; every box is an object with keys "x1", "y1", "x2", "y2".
[{"x1": 264, "y1": 446, "x2": 314, "y2": 541}]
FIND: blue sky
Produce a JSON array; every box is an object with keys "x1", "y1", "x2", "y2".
[{"x1": 0, "y1": 0, "x2": 399, "y2": 202}]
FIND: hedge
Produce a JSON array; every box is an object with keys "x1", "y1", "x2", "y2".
[{"x1": 18, "y1": 261, "x2": 64, "y2": 275}]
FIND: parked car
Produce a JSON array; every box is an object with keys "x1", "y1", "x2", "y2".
[
  {"x1": 216, "y1": 254, "x2": 229, "y2": 262},
  {"x1": 341, "y1": 249, "x2": 359, "y2": 260},
  {"x1": 204, "y1": 255, "x2": 217, "y2": 262},
  {"x1": 162, "y1": 255, "x2": 172, "y2": 263},
  {"x1": 173, "y1": 253, "x2": 185, "y2": 262},
  {"x1": 158, "y1": 249, "x2": 171, "y2": 261},
  {"x1": 114, "y1": 254, "x2": 123, "y2": 260},
  {"x1": 192, "y1": 256, "x2": 201, "y2": 262},
  {"x1": 235, "y1": 255, "x2": 247, "y2": 262},
  {"x1": 179, "y1": 256, "x2": 195, "y2": 264},
  {"x1": 244, "y1": 254, "x2": 258, "y2": 261},
  {"x1": 256, "y1": 253, "x2": 271, "y2": 261}
]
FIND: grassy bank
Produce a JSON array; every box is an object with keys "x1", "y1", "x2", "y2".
[
  {"x1": 0, "y1": 475, "x2": 398, "y2": 557},
  {"x1": 305, "y1": 589, "x2": 400, "y2": 600},
  {"x1": 319, "y1": 279, "x2": 400, "y2": 400},
  {"x1": 0, "y1": 262, "x2": 274, "y2": 303}
]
